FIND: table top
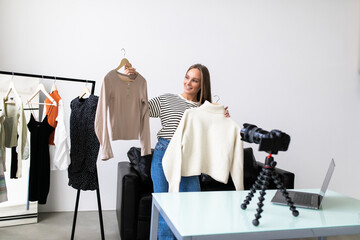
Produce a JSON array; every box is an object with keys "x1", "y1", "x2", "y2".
[{"x1": 152, "y1": 189, "x2": 360, "y2": 238}]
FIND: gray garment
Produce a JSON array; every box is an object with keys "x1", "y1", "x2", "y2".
[
  {"x1": 3, "y1": 116, "x2": 18, "y2": 147},
  {"x1": 0, "y1": 148, "x2": 7, "y2": 203},
  {"x1": 0, "y1": 96, "x2": 28, "y2": 178}
]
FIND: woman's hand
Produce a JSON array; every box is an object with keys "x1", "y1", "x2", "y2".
[
  {"x1": 124, "y1": 64, "x2": 137, "y2": 75},
  {"x1": 224, "y1": 106, "x2": 230, "y2": 118}
]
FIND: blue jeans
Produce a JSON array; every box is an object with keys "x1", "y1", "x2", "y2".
[{"x1": 151, "y1": 138, "x2": 200, "y2": 240}]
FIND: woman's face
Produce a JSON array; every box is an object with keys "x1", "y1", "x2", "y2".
[{"x1": 183, "y1": 68, "x2": 201, "y2": 97}]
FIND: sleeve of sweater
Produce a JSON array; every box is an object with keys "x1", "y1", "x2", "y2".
[
  {"x1": 0, "y1": 147, "x2": 5, "y2": 173},
  {"x1": 139, "y1": 79, "x2": 151, "y2": 156},
  {"x1": 94, "y1": 78, "x2": 114, "y2": 160},
  {"x1": 16, "y1": 103, "x2": 28, "y2": 178},
  {"x1": 162, "y1": 110, "x2": 189, "y2": 193},
  {"x1": 0, "y1": 111, "x2": 5, "y2": 171},
  {"x1": 230, "y1": 131, "x2": 244, "y2": 191},
  {"x1": 53, "y1": 99, "x2": 71, "y2": 170}
]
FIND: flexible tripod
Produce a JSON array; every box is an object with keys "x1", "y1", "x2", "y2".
[{"x1": 240, "y1": 154, "x2": 299, "y2": 226}]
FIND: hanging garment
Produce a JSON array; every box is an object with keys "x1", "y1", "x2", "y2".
[
  {"x1": 10, "y1": 143, "x2": 18, "y2": 179},
  {"x1": 162, "y1": 101, "x2": 244, "y2": 192},
  {"x1": 44, "y1": 90, "x2": 61, "y2": 145},
  {"x1": 68, "y1": 95, "x2": 100, "y2": 191},
  {"x1": 27, "y1": 114, "x2": 55, "y2": 204},
  {"x1": 94, "y1": 70, "x2": 151, "y2": 160},
  {"x1": 0, "y1": 148, "x2": 7, "y2": 203},
  {"x1": 0, "y1": 96, "x2": 28, "y2": 178},
  {"x1": 43, "y1": 90, "x2": 71, "y2": 170}
]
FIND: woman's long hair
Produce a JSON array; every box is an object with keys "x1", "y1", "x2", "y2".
[{"x1": 186, "y1": 64, "x2": 212, "y2": 105}]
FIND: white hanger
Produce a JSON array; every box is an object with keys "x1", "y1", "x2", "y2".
[
  {"x1": 26, "y1": 83, "x2": 57, "y2": 106},
  {"x1": 213, "y1": 95, "x2": 220, "y2": 105}
]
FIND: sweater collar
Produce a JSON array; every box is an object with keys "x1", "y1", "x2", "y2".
[{"x1": 200, "y1": 100, "x2": 225, "y2": 114}]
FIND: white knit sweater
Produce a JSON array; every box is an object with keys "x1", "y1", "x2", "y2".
[{"x1": 162, "y1": 101, "x2": 244, "y2": 192}]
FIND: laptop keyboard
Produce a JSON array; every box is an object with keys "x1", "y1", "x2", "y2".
[
  {"x1": 293, "y1": 193, "x2": 317, "y2": 206},
  {"x1": 293, "y1": 193, "x2": 312, "y2": 204}
]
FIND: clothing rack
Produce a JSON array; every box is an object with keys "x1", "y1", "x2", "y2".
[
  {"x1": 0, "y1": 71, "x2": 96, "y2": 94},
  {"x1": 0, "y1": 70, "x2": 104, "y2": 240}
]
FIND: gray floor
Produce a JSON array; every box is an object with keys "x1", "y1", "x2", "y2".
[
  {"x1": 0, "y1": 211, "x2": 360, "y2": 240},
  {"x1": 0, "y1": 210, "x2": 120, "y2": 240}
]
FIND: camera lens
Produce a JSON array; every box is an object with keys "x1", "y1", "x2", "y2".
[
  {"x1": 240, "y1": 123, "x2": 252, "y2": 142},
  {"x1": 251, "y1": 127, "x2": 268, "y2": 144},
  {"x1": 240, "y1": 124, "x2": 268, "y2": 144}
]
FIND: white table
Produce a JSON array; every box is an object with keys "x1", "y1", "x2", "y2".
[{"x1": 150, "y1": 189, "x2": 360, "y2": 240}]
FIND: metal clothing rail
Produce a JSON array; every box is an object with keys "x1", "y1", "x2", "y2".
[
  {"x1": 0, "y1": 70, "x2": 96, "y2": 94},
  {"x1": 0, "y1": 70, "x2": 104, "y2": 240}
]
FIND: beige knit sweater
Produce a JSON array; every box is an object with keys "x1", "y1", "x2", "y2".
[
  {"x1": 95, "y1": 70, "x2": 151, "y2": 160},
  {"x1": 162, "y1": 101, "x2": 244, "y2": 192},
  {"x1": 0, "y1": 96, "x2": 28, "y2": 178}
]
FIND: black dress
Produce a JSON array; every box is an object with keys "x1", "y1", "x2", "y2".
[
  {"x1": 68, "y1": 95, "x2": 100, "y2": 191},
  {"x1": 27, "y1": 114, "x2": 54, "y2": 204}
]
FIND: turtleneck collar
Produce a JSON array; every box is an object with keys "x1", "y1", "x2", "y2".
[{"x1": 199, "y1": 100, "x2": 225, "y2": 114}]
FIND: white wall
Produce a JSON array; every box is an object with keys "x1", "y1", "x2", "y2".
[{"x1": 0, "y1": 0, "x2": 359, "y2": 212}]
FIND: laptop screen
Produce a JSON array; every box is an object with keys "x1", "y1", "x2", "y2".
[{"x1": 319, "y1": 158, "x2": 336, "y2": 198}]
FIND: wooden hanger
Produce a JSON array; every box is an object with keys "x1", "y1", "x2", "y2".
[
  {"x1": 27, "y1": 83, "x2": 57, "y2": 106},
  {"x1": 115, "y1": 58, "x2": 137, "y2": 82},
  {"x1": 5, "y1": 82, "x2": 22, "y2": 104},
  {"x1": 51, "y1": 78, "x2": 57, "y2": 92},
  {"x1": 115, "y1": 48, "x2": 137, "y2": 82},
  {"x1": 79, "y1": 87, "x2": 91, "y2": 99},
  {"x1": 115, "y1": 57, "x2": 132, "y2": 71},
  {"x1": 115, "y1": 59, "x2": 136, "y2": 82},
  {"x1": 116, "y1": 48, "x2": 132, "y2": 70},
  {"x1": 51, "y1": 83, "x2": 57, "y2": 92}
]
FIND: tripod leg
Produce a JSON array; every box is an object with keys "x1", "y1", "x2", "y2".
[
  {"x1": 252, "y1": 168, "x2": 272, "y2": 226},
  {"x1": 241, "y1": 169, "x2": 269, "y2": 210},
  {"x1": 272, "y1": 172, "x2": 299, "y2": 217},
  {"x1": 253, "y1": 189, "x2": 266, "y2": 226},
  {"x1": 241, "y1": 185, "x2": 256, "y2": 210}
]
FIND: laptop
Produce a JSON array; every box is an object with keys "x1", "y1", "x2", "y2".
[{"x1": 271, "y1": 158, "x2": 335, "y2": 209}]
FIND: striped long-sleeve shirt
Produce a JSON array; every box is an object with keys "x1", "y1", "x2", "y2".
[{"x1": 148, "y1": 93, "x2": 198, "y2": 140}]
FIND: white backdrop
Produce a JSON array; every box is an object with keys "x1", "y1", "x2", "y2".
[{"x1": 0, "y1": 0, "x2": 359, "y2": 212}]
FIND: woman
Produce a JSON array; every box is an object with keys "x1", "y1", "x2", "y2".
[
  {"x1": 126, "y1": 63, "x2": 229, "y2": 240},
  {"x1": 149, "y1": 64, "x2": 214, "y2": 195}
]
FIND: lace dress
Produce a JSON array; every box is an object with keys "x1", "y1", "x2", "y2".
[{"x1": 68, "y1": 95, "x2": 100, "y2": 190}]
